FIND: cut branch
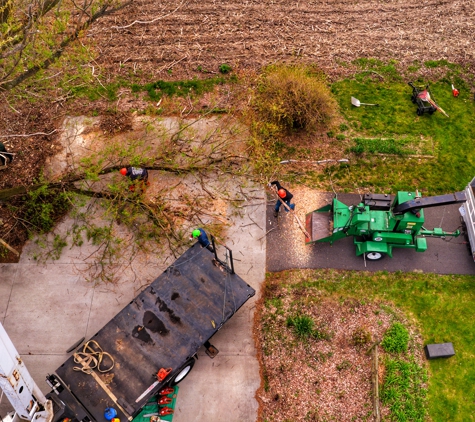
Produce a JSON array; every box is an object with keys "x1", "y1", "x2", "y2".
[
  {"x1": 0, "y1": 129, "x2": 58, "y2": 138},
  {"x1": 111, "y1": 0, "x2": 186, "y2": 30}
]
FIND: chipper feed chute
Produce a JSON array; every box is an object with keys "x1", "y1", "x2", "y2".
[
  {"x1": 305, "y1": 206, "x2": 332, "y2": 244},
  {"x1": 305, "y1": 198, "x2": 350, "y2": 244}
]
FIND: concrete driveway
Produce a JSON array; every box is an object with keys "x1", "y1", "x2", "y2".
[{"x1": 0, "y1": 187, "x2": 266, "y2": 422}]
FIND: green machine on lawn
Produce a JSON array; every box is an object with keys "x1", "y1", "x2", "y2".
[{"x1": 305, "y1": 190, "x2": 466, "y2": 260}]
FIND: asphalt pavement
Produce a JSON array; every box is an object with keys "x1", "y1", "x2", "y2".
[{"x1": 266, "y1": 192, "x2": 475, "y2": 275}]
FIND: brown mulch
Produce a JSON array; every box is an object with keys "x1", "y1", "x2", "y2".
[{"x1": 254, "y1": 271, "x2": 422, "y2": 422}]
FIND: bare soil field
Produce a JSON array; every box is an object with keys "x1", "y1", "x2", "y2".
[{"x1": 90, "y1": 0, "x2": 475, "y2": 82}]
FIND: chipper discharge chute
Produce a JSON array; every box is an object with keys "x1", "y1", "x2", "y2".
[{"x1": 305, "y1": 190, "x2": 466, "y2": 260}]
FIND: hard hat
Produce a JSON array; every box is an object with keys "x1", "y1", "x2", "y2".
[
  {"x1": 278, "y1": 189, "x2": 286, "y2": 198},
  {"x1": 120, "y1": 168, "x2": 127, "y2": 176},
  {"x1": 104, "y1": 407, "x2": 118, "y2": 421},
  {"x1": 192, "y1": 229, "x2": 201, "y2": 238}
]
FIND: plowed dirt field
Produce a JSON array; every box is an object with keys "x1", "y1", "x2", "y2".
[{"x1": 90, "y1": 0, "x2": 475, "y2": 81}]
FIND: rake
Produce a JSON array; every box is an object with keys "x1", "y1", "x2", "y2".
[{"x1": 417, "y1": 89, "x2": 449, "y2": 117}]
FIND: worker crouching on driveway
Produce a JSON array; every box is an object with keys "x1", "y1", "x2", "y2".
[
  {"x1": 270, "y1": 180, "x2": 295, "y2": 218},
  {"x1": 120, "y1": 167, "x2": 150, "y2": 192},
  {"x1": 190, "y1": 228, "x2": 215, "y2": 252}
]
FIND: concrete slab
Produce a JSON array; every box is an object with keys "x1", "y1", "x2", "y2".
[
  {"x1": 172, "y1": 188, "x2": 265, "y2": 422},
  {"x1": 173, "y1": 355, "x2": 260, "y2": 422},
  {"x1": 2, "y1": 264, "x2": 94, "y2": 354}
]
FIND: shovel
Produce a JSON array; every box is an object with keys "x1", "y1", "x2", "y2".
[{"x1": 351, "y1": 96, "x2": 379, "y2": 107}]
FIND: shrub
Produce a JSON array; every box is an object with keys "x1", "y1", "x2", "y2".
[
  {"x1": 351, "y1": 327, "x2": 372, "y2": 347},
  {"x1": 254, "y1": 65, "x2": 337, "y2": 133},
  {"x1": 219, "y1": 63, "x2": 232, "y2": 74},
  {"x1": 23, "y1": 185, "x2": 71, "y2": 233},
  {"x1": 287, "y1": 314, "x2": 331, "y2": 340},
  {"x1": 381, "y1": 322, "x2": 409, "y2": 353}
]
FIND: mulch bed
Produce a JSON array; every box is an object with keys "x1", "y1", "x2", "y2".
[{"x1": 254, "y1": 271, "x2": 424, "y2": 421}]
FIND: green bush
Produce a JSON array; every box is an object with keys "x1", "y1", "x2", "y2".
[
  {"x1": 286, "y1": 314, "x2": 314, "y2": 338},
  {"x1": 219, "y1": 63, "x2": 232, "y2": 74},
  {"x1": 23, "y1": 185, "x2": 71, "y2": 233},
  {"x1": 254, "y1": 65, "x2": 337, "y2": 133},
  {"x1": 381, "y1": 322, "x2": 409, "y2": 353}
]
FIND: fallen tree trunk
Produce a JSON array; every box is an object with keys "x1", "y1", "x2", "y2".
[{"x1": 0, "y1": 156, "x2": 246, "y2": 201}]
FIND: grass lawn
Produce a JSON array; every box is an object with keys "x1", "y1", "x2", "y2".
[
  {"x1": 269, "y1": 66, "x2": 475, "y2": 195},
  {"x1": 266, "y1": 269, "x2": 475, "y2": 421},
  {"x1": 328, "y1": 76, "x2": 475, "y2": 195}
]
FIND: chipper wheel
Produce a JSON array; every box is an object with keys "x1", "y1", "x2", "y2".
[{"x1": 365, "y1": 252, "x2": 385, "y2": 261}]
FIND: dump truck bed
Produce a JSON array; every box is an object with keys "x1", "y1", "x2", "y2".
[{"x1": 52, "y1": 244, "x2": 255, "y2": 421}]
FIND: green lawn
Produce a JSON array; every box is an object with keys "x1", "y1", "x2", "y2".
[
  {"x1": 269, "y1": 269, "x2": 475, "y2": 421},
  {"x1": 328, "y1": 77, "x2": 475, "y2": 194}
]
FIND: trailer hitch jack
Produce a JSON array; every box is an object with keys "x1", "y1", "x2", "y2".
[{"x1": 204, "y1": 340, "x2": 219, "y2": 359}]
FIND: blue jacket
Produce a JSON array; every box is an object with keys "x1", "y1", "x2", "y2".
[{"x1": 196, "y1": 229, "x2": 210, "y2": 248}]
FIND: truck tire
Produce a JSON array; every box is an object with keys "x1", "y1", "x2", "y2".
[
  {"x1": 365, "y1": 252, "x2": 385, "y2": 261},
  {"x1": 169, "y1": 358, "x2": 196, "y2": 386}
]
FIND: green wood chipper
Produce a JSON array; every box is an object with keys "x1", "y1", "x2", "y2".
[{"x1": 305, "y1": 190, "x2": 466, "y2": 260}]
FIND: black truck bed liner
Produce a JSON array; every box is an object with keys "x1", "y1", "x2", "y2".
[{"x1": 52, "y1": 244, "x2": 255, "y2": 421}]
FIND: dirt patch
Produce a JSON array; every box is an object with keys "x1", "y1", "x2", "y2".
[
  {"x1": 99, "y1": 111, "x2": 134, "y2": 135},
  {"x1": 255, "y1": 272, "x2": 425, "y2": 421}
]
